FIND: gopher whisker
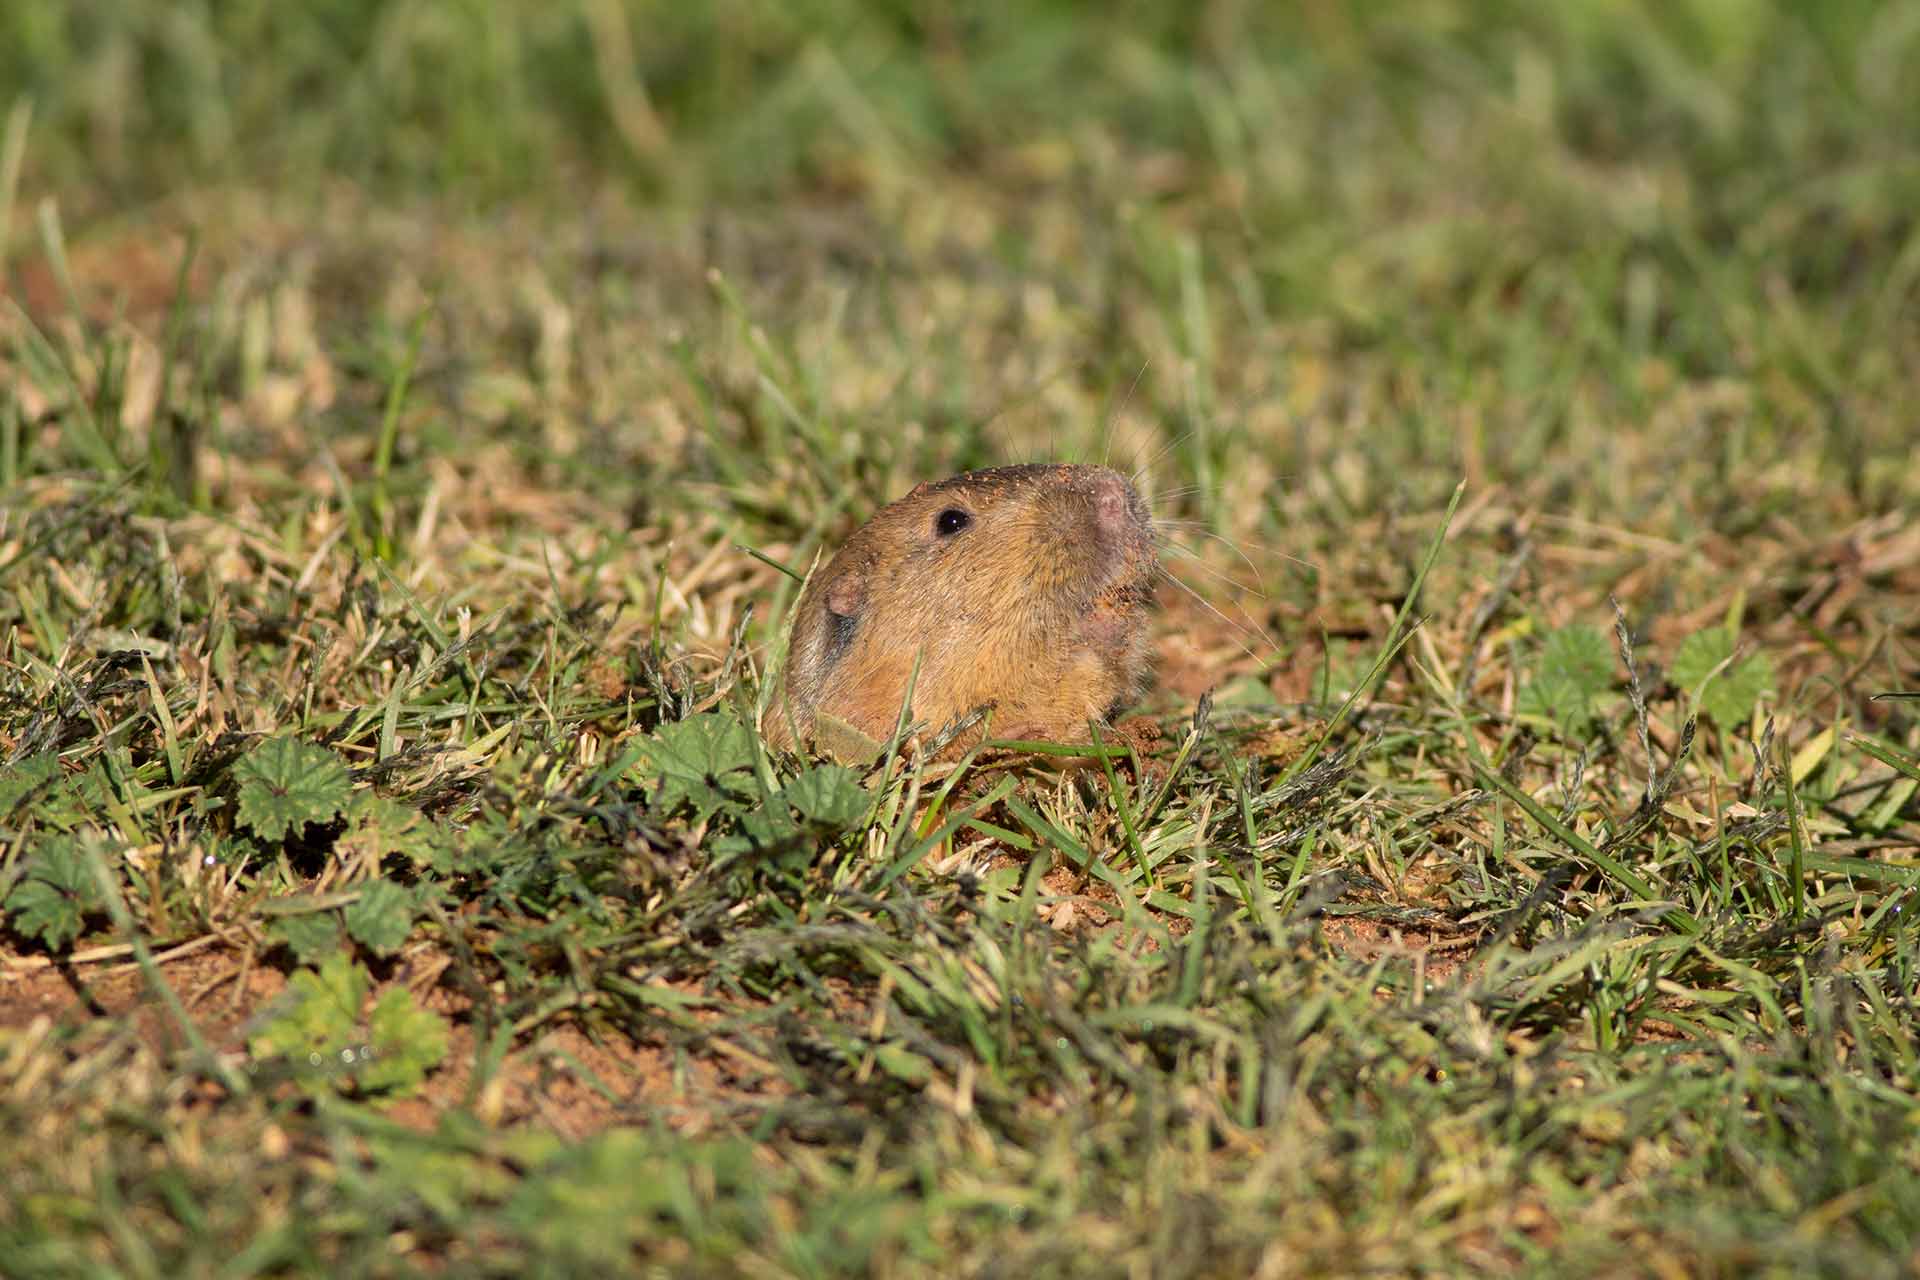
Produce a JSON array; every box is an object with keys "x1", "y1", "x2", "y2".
[
  {"x1": 1142, "y1": 484, "x2": 1207, "y2": 506},
  {"x1": 1155, "y1": 563, "x2": 1278, "y2": 670},
  {"x1": 1101, "y1": 357, "x2": 1155, "y2": 470},
  {"x1": 1156, "y1": 542, "x2": 1265, "y2": 597},
  {"x1": 1131, "y1": 428, "x2": 1195, "y2": 488},
  {"x1": 1155, "y1": 522, "x2": 1321, "y2": 576}
]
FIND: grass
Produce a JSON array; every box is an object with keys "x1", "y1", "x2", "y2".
[{"x1": 3, "y1": 0, "x2": 1919, "y2": 1274}]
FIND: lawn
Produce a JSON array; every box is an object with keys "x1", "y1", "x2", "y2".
[{"x1": 2, "y1": 1, "x2": 1918, "y2": 1275}]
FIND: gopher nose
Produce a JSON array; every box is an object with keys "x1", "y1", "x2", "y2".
[{"x1": 1091, "y1": 470, "x2": 1134, "y2": 534}]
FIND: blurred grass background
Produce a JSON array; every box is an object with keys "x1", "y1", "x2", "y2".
[
  {"x1": 9, "y1": 1, "x2": 1920, "y2": 309},
  {"x1": 10, "y1": 1, "x2": 1918, "y2": 213},
  {"x1": 7, "y1": 0, "x2": 1917, "y2": 546}
]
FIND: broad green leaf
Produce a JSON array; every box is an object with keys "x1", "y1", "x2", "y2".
[
  {"x1": 1518, "y1": 624, "x2": 1613, "y2": 734},
  {"x1": 233, "y1": 736, "x2": 352, "y2": 841},
  {"x1": 636, "y1": 711, "x2": 758, "y2": 822},
  {"x1": 642, "y1": 711, "x2": 756, "y2": 778},
  {"x1": 249, "y1": 952, "x2": 446, "y2": 1097},
  {"x1": 1672, "y1": 626, "x2": 1773, "y2": 726},
  {"x1": 58, "y1": 761, "x2": 120, "y2": 822},
  {"x1": 4, "y1": 836, "x2": 104, "y2": 948},
  {"x1": 360, "y1": 985, "x2": 450, "y2": 1094},
  {"x1": 270, "y1": 913, "x2": 344, "y2": 965},
  {"x1": 343, "y1": 879, "x2": 413, "y2": 956},
  {"x1": 250, "y1": 950, "x2": 367, "y2": 1067},
  {"x1": 733, "y1": 800, "x2": 801, "y2": 853},
  {"x1": 0, "y1": 752, "x2": 60, "y2": 814},
  {"x1": 345, "y1": 793, "x2": 455, "y2": 872},
  {"x1": 782, "y1": 764, "x2": 868, "y2": 829}
]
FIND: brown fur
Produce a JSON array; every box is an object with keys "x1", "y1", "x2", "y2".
[{"x1": 766, "y1": 464, "x2": 1158, "y2": 759}]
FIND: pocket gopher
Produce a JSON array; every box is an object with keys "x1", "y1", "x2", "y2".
[{"x1": 766, "y1": 464, "x2": 1159, "y2": 759}]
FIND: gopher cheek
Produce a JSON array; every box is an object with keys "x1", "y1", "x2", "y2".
[{"x1": 1074, "y1": 599, "x2": 1148, "y2": 657}]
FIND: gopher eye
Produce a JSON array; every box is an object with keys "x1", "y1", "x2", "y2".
[{"x1": 934, "y1": 508, "x2": 972, "y2": 537}]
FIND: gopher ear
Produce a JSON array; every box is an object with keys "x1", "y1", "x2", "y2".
[
  {"x1": 821, "y1": 574, "x2": 863, "y2": 664},
  {"x1": 825, "y1": 574, "x2": 863, "y2": 618}
]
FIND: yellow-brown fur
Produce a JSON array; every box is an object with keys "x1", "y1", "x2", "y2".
[{"x1": 766, "y1": 464, "x2": 1158, "y2": 759}]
